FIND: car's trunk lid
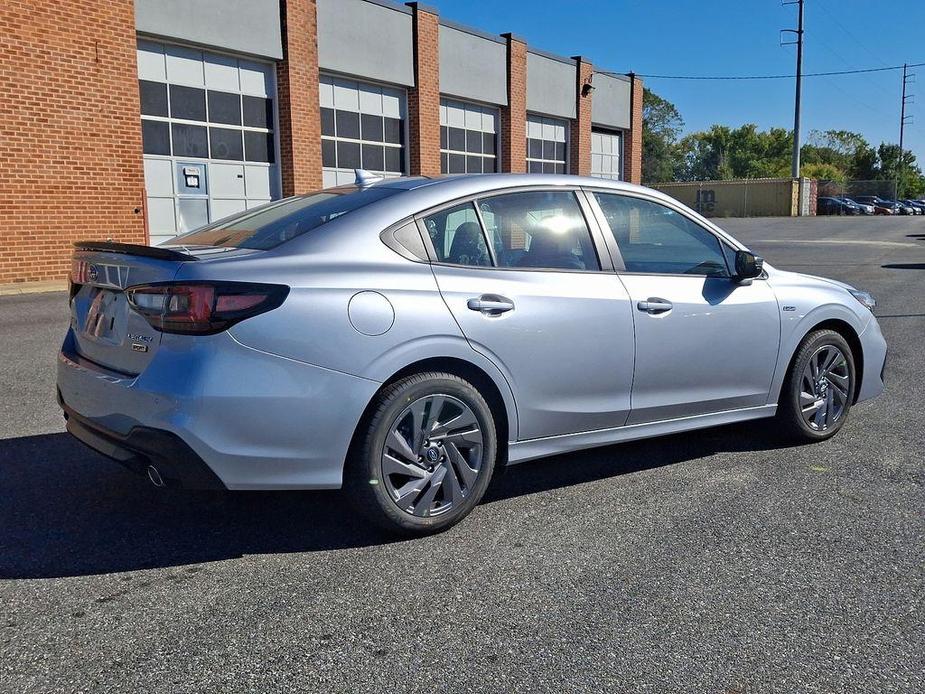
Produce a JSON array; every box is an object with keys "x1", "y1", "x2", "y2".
[{"x1": 69, "y1": 242, "x2": 196, "y2": 375}]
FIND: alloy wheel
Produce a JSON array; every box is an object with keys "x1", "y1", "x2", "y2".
[
  {"x1": 380, "y1": 394, "x2": 484, "y2": 517},
  {"x1": 799, "y1": 344, "x2": 851, "y2": 431}
]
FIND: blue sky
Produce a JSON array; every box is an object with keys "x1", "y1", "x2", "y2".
[{"x1": 428, "y1": 0, "x2": 925, "y2": 163}]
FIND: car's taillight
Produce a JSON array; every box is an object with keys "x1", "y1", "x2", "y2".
[{"x1": 126, "y1": 281, "x2": 289, "y2": 335}]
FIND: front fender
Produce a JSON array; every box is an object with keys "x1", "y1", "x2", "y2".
[{"x1": 766, "y1": 301, "x2": 871, "y2": 405}]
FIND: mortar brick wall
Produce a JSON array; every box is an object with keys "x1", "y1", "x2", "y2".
[
  {"x1": 406, "y1": 3, "x2": 441, "y2": 177},
  {"x1": 570, "y1": 57, "x2": 593, "y2": 176},
  {"x1": 623, "y1": 73, "x2": 644, "y2": 184},
  {"x1": 0, "y1": 0, "x2": 145, "y2": 284},
  {"x1": 277, "y1": 0, "x2": 322, "y2": 195},
  {"x1": 499, "y1": 33, "x2": 527, "y2": 174}
]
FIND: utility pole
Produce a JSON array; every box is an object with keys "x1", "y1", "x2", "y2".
[
  {"x1": 782, "y1": 0, "x2": 804, "y2": 179},
  {"x1": 900, "y1": 64, "x2": 914, "y2": 197}
]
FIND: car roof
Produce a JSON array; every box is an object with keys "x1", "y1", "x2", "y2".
[{"x1": 366, "y1": 173, "x2": 676, "y2": 213}]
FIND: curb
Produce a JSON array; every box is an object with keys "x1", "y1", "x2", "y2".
[{"x1": 0, "y1": 280, "x2": 68, "y2": 296}]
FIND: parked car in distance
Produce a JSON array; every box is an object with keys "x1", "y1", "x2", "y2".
[
  {"x1": 901, "y1": 199, "x2": 925, "y2": 215},
  {"x1": 840, "y1": 197, "x2": 875, "y2": 215},
  {"x1": 817, "y1": 196, "x2": 860, "y2": 215},
  {"x1": 852, "y1": 196, "x2": 899, "y2": 215},
  {"x1": 57, "y1": 172, "x2": 887, "y2": 534}
]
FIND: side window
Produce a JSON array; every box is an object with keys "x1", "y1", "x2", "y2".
[
  {"x1": 593, "y1": 193, "x2": 729, "y2": 277},
  {"x1": 422, "y1": 202, "x2": 491, "y2": 267},
  {"x1": 477, "y1": 191, "x2": 600, "y2": 271}
]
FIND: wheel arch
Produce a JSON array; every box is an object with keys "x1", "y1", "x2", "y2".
[
  {"x1": 782, "y1": 318, "x2": 864, "y2": 404},
  {"x1": 348, "y1": 356, "x2": 516, "y2": 471}
]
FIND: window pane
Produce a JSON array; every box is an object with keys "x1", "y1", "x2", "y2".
[
  {"x1": 482, "y1": 133, "x2": 495, "y2": 155},
  {"x1": 242, "y1": 95, "x2": 272, "y2": 129},
  {"x1": 336, "y1": 141, "x2": 360, "y2": 168},
  {"x1": 593, "y1": 193, "x2": 729, "y2": 276},
  {"x1": 484, "y1": 155, "x2": 498, "y2": 173},
  {"x1": 335, "y1": 110, "x2": 360, "y2": 139},
  {"x1": 170, "y1": 85, "x2": 206, "y2": 121},
  {"x1": 466, "y1": 131, "x2": 482, "y2": 154},
  {"x1": 142, "y1": 120, "x2": 170, "y2": 155},
  {"x1": 466, "y1": 156, "x2": 482, "y2": 173},
  {"x1": 554, "y1": 142, "x2": 566, "y2": 161},
  {"x1": 362, "y1": 143, "x2": 384, "y2": 171},
  {"x1": 542, "y1": 140, "x2": 557, "y2": 160},
  {"x1": 528, "y1": 160, "x2": 543, "y2": 173},
  {"x1": 441, "y1": 152, "x2": 448, "y2": 174},
  {"x1": 384, "y1": 117, "x2": 402, "y2": 144},
  {"x1": 384, "y1": 146, "x2": 402, "y2": 173},
  {"x1": 171, "y1": 123, "x2": 208, "y2": 157},
  {"x1": 477, "y1": 191, "x2": 599, "y2": 271},
  {"x1": 422, "y1": 202, "x2": 491, "y2": 267},
  {"x1": 440, "y1": 126, "x2": 448, "y2": 150},
  {"x1": 244, "y1": 131, "x2": 274, "y2": 163},
  {"x1": 528, "y1": 138, "x2": 543, "y2": 159},
  {"x1": 139, "y1": 80, "x2": 168, "y2": 117},
  {"x1": 361, "y1": 114, "x2": 383, "y2": 142},
  {"x1": 322, "y1": 138, "x2": 336, "y2": 167},
  {"x1": 448, "y1": 153, "x2": 465, "y2": 174},
  {"x1": 448, "y1": 127, "x2": 465, "y2": 152},
  {"x1": 321, "y1": 108, "x2": 335, "y2": 137},
  {"x1": 209, "y1": 127, "x2": 243, "y2": 160},
  {"x1": 208, "y1": 91, "x2": 241, "y2": 125}
]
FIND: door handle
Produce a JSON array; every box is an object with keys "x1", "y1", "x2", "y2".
[
  {"x1": 637, "y1": 298, "x2": 673, "y2": 314},
  {"x1": 467, "y1": 296, "x2": 515, "y2": 314}
]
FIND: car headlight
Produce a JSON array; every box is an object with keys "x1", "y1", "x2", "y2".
[{"x1": 849, "y1": 289, "x2": 876, "y2": 311}]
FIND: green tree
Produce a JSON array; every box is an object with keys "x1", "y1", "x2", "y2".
[
  {"x1": 678, "y1": 124, "x2": 791, "y2": 180},
  {"x1": 800, "y1": 162, "x2": 846, "y2": 182},
  {"x1": 876, "y1": 144, "x2": 925, "y2": 198},
  {"x1": 641, "y1": 88, "x2": 684, "y2": 183}
]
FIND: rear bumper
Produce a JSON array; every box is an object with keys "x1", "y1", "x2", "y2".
[
  {"x1": 57, "y1": 328, "x2": 381, "y2": 490},
  {"x1": 61, "y1": 399, "x2": 225, "y2": 489}
]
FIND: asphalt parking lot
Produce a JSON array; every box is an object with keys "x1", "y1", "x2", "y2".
[{"x1": 1, "y1": 216, "x2": 923, "y2": 693}]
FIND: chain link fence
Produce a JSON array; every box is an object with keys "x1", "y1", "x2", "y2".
[
  {"x1": 817, "y1": 180, "x2": 898, "y2": 200},
  {"x1": 652, "y1": 178, "x2": 809, "y2": 218}
]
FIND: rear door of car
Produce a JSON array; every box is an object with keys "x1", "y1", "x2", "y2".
[{"x1": 421, "y1": 187, "x2": 636, "y2": 441}]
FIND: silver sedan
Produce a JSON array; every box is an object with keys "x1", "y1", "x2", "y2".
[{"x1": 58, "y1": 173, "x2": 887, "y2": 534}]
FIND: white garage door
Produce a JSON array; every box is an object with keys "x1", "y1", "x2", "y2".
[
  {"x1": 591, "y1": 129, "x2": 623, "y2": 181},
  {"x1": 137, "y1": 40, "x2": 281, "y2": 246}
]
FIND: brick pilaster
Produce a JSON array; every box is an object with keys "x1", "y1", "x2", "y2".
[
  {"x1": 0, "y1": 0, "x2": 145, "y2": 284},
  {"x1": 499, "y1": 33, "x2": 527, "y2": 174},
  {"x1": 623, "y1": 73, "x2": 644, "y2": 184},
  {"x1": 406, "y1": 3, "x2": 441, "y2": 176},
  {"x1": 570, "y1": 57, "x2": 593, "y2": 177},
  {"x1": 276, "y1": 0, "x2": 322, "y2": 195}
]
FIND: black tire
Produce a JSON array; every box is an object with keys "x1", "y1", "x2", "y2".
[
  {"x1": 344, "y1": 371, "x2": 497, "y2": 535},
  {"x1": 777, "y1": 329, "x2": 856, "y2": 442}
]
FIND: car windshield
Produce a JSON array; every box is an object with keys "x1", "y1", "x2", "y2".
[{"x1": 162, "y1": 185, "x2": 401, "y2": 250}]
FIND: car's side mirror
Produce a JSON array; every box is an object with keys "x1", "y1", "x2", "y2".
[{"x1": 733, "y1": 250, "x2": 763, "y2": 281}]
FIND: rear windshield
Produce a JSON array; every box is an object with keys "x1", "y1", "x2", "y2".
[{"x1": 162, "y1": 185, "x2": 400, "y2": 250}]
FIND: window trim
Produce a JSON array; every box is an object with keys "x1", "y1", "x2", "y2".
[
  {"x1": 581, "y1": 187, "x2": 759, "y2": 279},
  {"x1": 413, "y1": 186, "x2": 613, "y2": 274}
]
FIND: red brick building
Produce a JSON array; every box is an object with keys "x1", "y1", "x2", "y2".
[{"x1": 0, "y1": 0, "x2": 642, "y2": 285}]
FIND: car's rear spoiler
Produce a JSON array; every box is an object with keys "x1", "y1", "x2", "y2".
[{"x1": 73, "y1": 241, "x2": 199, "y2": 262}]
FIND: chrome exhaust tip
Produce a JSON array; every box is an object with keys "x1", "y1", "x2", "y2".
[{"x1": 146, "y1": 465, "x2": 165, "y2": 488}]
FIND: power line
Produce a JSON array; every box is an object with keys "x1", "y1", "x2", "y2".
[{"x1": 628, "y1": 62, "x2": 925, "y2": 81}]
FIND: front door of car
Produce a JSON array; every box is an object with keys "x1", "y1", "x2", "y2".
[
  {"x1": 422, "y1": 189, "x2": 636, "y2": 441},
  {"x1": 588, "y1": 190, "x2": 781, "y2": 425}
]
